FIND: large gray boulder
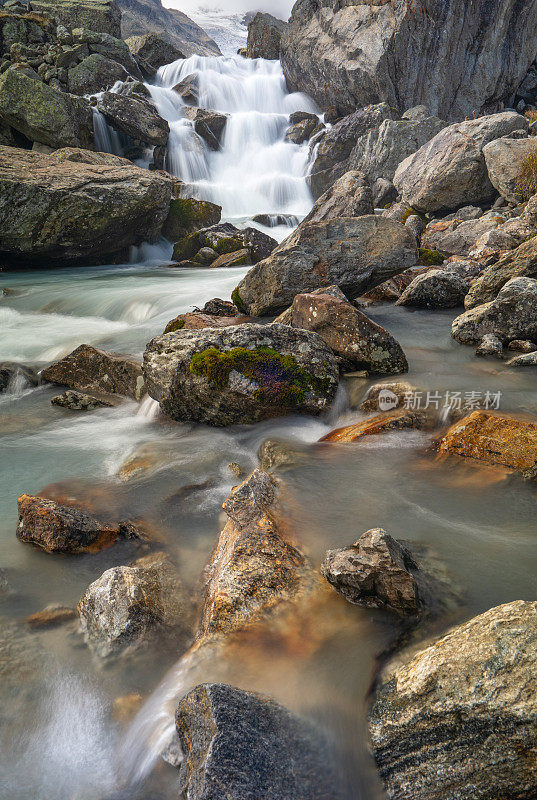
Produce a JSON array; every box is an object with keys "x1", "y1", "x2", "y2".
[
  {"x1": 31, "y1": 0, "x2": 122, "y2": 38},
  {"x1": 0, "y1": 146, "x2": 172, "y2": 266},
  {"x1": 301, "y1": 170, "x2": 373, "y2": 225},
  {"x1": 125, "y1": 31, "x2": 185, "y2": 75},
  {"x1": 281, "y1": 0, "x2": 537, "y2": 122},
  {"x1": 465, "y1": 234, "x2": 537, "y2": 308},
  {"x1": 369, "y1": 601, "x2": 537, "y2": 800},
  {"x1": 246, "y1": 12, "x2": 286, "y2": 60},
  {"x1": 67, "y1": 52, "x2": 128, "y2": 95},
  {"x1": 483, "y1": 136, "x2": 536, "y2": 203},
  {"x1": 232, "y1": 216, "x2": 418, "y2": 317},
  {"x1": 0, "y1": 68, "x2": 94, "y2": 149},
  {"x1": 396, "y1": 269, "x2": 469, "y2": 309},
  {"x1": 452, "y1": 277, "x2": 537, "y2": 345},
  {"x1": 394, "y1": 112, "x2": 528, "y2": 213},
  {"x1": 176, "y1": 684, "x2": 345, "y2": 800},
  {"x1": 143, "y1": 323, "x2": 339, "y2": 426},
  {"x1": 96, "y1": 90, "x2": 169, "y2": 146}
]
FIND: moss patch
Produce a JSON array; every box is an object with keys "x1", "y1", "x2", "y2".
[
  {"x1": 231, "y1": 287, "x2": 247, "y2": 314},
  {"x1": 190, "y1": 345, "x2": 331, "y2": 407},
  {"x1": 418, "y1": 247, "x2": 445, "y2": 266},
  {"x1": 164, "y1": 316, "x2": 185, "y2": 334}
]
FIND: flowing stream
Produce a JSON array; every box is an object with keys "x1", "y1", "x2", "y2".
[{"x1": 2, "y1": 43, "x2": 537, "y2": 800}]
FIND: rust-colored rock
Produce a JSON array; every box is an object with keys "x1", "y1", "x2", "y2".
[
  {"x1": 25, "y1": 605, "x2": 76, "y2": 628},
  {"x1": 437, "y1": 410, "x2": 537, "y2": 471},
  {"x1": 163, "y1": 312, "x2": 250, "y2": 334},
  {"x1": 320, "y1": 410, "x2": 430, "y2": 443}
]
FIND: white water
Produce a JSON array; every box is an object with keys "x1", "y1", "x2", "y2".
[{"x1": 147, "y1": 55, "x2": 317, "y2": 222}]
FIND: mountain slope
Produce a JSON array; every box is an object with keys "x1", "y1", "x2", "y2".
[{"x1": 118, "y1": 0, "x2": 221, "y2": 57}]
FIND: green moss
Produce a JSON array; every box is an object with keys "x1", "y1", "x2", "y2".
[
  {"x1": 231, "y1": 287, "x2": 247, "y2": 314},
  {"x1": 190, "y1": 345, "x2": 331, "y2": 407},
  {"x1": 201, "y1": 233, "x2": 243, "y2": 255},
  {"x1": 172, "y1": 232, "x2": 200, "y2": 262},
  {"x1": 418, "y1": 247, "x2": 445, "y2": 266},
  {"x1": 164, "y1": 317, "x2": 185, "y2": 334}
]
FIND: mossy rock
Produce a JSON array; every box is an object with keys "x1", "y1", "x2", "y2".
[
  {"x1": 163, "y1": 197, "x2": 221, "y2": 244},
  {"x1": 418, "y1": 247, "x2": 445, "y2": 266},
  {"x1": 231, "y1": 287, "x2": 247, "y2": 314}
]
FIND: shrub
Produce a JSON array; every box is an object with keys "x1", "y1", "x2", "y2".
[{"x1": 516, "y1": 148, "x2": 537, "y2": 202}]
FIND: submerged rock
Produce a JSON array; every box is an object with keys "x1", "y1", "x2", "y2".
[
  {"x1": 42, "y1": 344, "x2": 145, "y2": 400},
  {"x1": 25, "y1": 605, "x2": 76, "y2": 629},
  {"x1": 369, "y1": 601, "x2": 537, "y2": 800},
  {"x1": 176, "y1": 683, "x2": 345, "y2": 800},
  {"x1": 143, "y1": 324, "x2": 339, "y2": 426},
  {"x1": 51, "y1": 390, "x2": 115, "y2": 411},
  {"x1": 321, "y1": 410, "x2": 430, "y2": 443},
  {"x1": 233, "y1": 216, "x2": 418, "y2": 317},
  {"x1": 452, "y1": 277, "x2": 537, "y2": 345},
  {"x1": 16, "y1": 494, "x2": 140, "y2": 554}
]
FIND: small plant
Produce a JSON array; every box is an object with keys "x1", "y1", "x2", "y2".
[
  {"x1": 516, "y1": 147, "x2": 537, "y2": 202},
  {"x1": 525, "y1": 109, "x2": 537, "y2": 125}
]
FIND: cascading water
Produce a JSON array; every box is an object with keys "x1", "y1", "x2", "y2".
[
  {"x1": 146, "y1": 55, "x2": 318, "y2": 225},
  {"x1": 92, "y1": 109, "x2": 123, "y2": 157}
]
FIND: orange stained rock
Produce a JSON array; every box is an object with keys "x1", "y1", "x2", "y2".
[{"x1": 320, "y1": 410, "x2": 430, "y2": 443}]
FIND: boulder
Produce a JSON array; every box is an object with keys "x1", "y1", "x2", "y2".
[
  {"x1": 175, "y1": 683, "x2": 345, "y2": 800},
  {"x1": 173, "y1": 223, "x2": 276, "y2": 265},
  {"x1": 471, "y1": 215, "x2": 536, "y2": 257},
  {"x1": 437, "y1": 410, "x2": 537, "y2": 472},
  {"x1": 162, "y1": 197, "x2": 221, "y2": 243},
  {"x1": 285, "y1": 117, "x2": 318, "y2": 144},
  {"x1": 369, "y1": 601, "x2": 537, "y2": 800},
  {"x1": 507, "y1": 351, "x2": 537, "y2": 367},
  {"x1": 246, "y1": 12, "x2": 286, "y2": 60},
  {"x1": 96, "y1": 90, "x2": 169, "y2": 146},
  {"x1": 0, "y1": 68, "x2": 93, "y2": 149},
  {"x1": 320, "y1": 410, "x2": 430, "y2": 444},
  {"x1": 396, "y1": 269, "x2": 469, "y2": 309},
  {"x1": 183, "y1": 106, "x2": 228, "y2": 151},
  {"x1": 281, "y1": 0, "x2": 537, "y2": 122},
  {"x1": 508, "y1": 339, "x2": 537, "y2": 353},
  {"x1": 282, "y1": 291, "x2": 408, "y2": 375},
  {"x1": 210, "y1": 249, "x2": 249, "y2": 268},
  {"x1": 301, "y1": 170, "x2": 374, "y2": 225},
  {"x1": 67, "y1": 52, "x2": 128, "y2": 95},
  {"x1": 41, "y1": 344, "x2": 146, "y2": 400},
  {"x1": 465, "y1": 234, "x2": 537, "y2": 309},
  {"x1": 321, "y1": 528, "x2": 433, "y2": 617},
  {"x1": 163, "y1": 311, "x2": 248, "y2": 334},
  {"x1": 78, "y1": 553, "x2": 194, "y2": 657},
  {"x1": 16, "y1": 493, "x2": 139, "y2": 554},
  {"x1": 394, "y1": 112, "x2": 528, "y2": 213},
  {"x1": 274, "y1": 284, "x2": 348, "y2": 325},
  {"x1": 0, "y1": 146, "x2": 172, "y2": 266},
  {"x1": 172, "y1": 72, "x2": 197, "y2": 103},
  {"x1": 475, "y1": 333, "x2": 504, "y2": 359},
  {"x1": 360, "y1": 382, "x2": 416, "y2": 413},
  {"x1": 232, "y1": 216, "x2": 418, "y2": 317},
  {"x1": 0, "y1": 361, "x2": 38, "y2": 392},
  {"x1": 142, "y1": 324, "x2": 339, "y2": 426},
  {"x1": 31, "y1": 0, "x2": 122, "y2": 38},
  {"x1": 71, "y1": 27, "x2": 142, "y2": 77},
  {"x1": 125, "y1": 32, "x2": 185, "y2": 74},
  {"x1": 51, "y1": 390, "x2": 115, "y2": 410},
  {"x1": 421, "y1": 216, "x2": 503, "y2": 258},
  {"x1": 452, "y1": 277, "x2": 537, "y2": 345},
  {"x1": 483, "y1": 136, "x2": 536, "y2": 203}
]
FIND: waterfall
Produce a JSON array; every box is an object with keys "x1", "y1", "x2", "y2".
[
  {"x1": 92, "y1": 109, "x2": 123, "y2": 157},
  {"x1": 146, "y1": 55, "x2": 318, "y2": 222}
]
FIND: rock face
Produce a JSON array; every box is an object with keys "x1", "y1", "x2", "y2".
[
  {"x1": 125, "y1": 32, "x2": 185, "y2": 74},
  {"x1": 0, "y1": 147, "x2": 172, "y2": 266},
  {"x1": 465, "y1": 235, "x2": 537, "y2": 309},
  {"x1": 41, "y1": 344, "x2": 146, "y2": 400},
  {"x1": 31, "y1": 0, "x2": 122, "y2": 38},
  {"x1": 483, "y1": 136, "x2": 537, "y2": 203},
  {"x1": 452, "y1": 277, "x2": 537, "y2": 345},
  {"x1": 16, "y1": 494, "x2": 137, "y2": 554},
  {"x1": 321, "y1": 529, "x2": 430, "y2": 617},
  {"x1": 67, "y1": 52, "x2": 128, "y2": 95},
  {"x1": 163, "y1": 197, "x2": 221, "y2": 243},
  {"x1": 396, "y1": 269, "x2": 468, "y2": 309},
  {"x1": 143, "y1": 324, "x2": 339, "y2": 426},
  {"x1": 246, "y1": 12, "x2": 286, "y2": 60},
  {"x1": 233, "y1": 216, "x2": 418, "y2": 317},
  {"x1": 176, "y1": 683, "x2": 345, "y2": 800},
  {"x1": 369, "y1": 601, "x2": 537, "y2": 800},
  {"x1": 281, "y1": 0, "x2": 537, "y2": 122},
  {"x1": 282, "y1": 291, "x2": 408, "y2": 375},
  {"x1": 96, "y1": 90, "x2": 169, "y2": 146},
  {"x1": 301, "y1": 170, "x2": 374, "y2": 225},
  {"x1": 0, "y1": 68, "x2": 94, "y2": 149},
  {"x1": 183, "y1": 107, "x2": 228, "y2": 150},
  {"x1": 437, "y1": 410, "x2": 537, "y2": 472},
  {"x1": 394, "y1": 112, "x2": 528, "y2": 213},
  {"x1": 78, "y1": 553, "x2": 194, "y2": 657},
  {"x1": 421, "y1": 216, "x2": 502, "y2": 258}
]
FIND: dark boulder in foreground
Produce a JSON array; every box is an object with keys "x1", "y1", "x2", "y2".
[
  {"x1": 233, "y1": 216, "x2": 418, "y2": 317},
  {"x1": 369, "y1": 601, "x2": 537, "y2": 800},
  {"x1": 0, "y1": 147, "x2": 172, "y2": 267},
  {"x1": 42, "y1": 344, "x2": 146, "y2": 400},
  {"x1": 143, "y1": 324, "x2": 339, "y2": 426},
  {"x1": 176, "y1": 683, "x2": 345, "y2": 800}
]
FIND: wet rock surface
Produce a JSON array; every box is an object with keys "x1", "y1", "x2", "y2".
[
  {"x1": 452, "y1": 277, "x2": 537, "y2": 345},
  {"x1": 42, "y1": 344, "x2": 145, "y2": 400},
  {"x1": 96, "y1": 90, "x2": 169, "y2": 146},
  {"x1": 321, "y1": 410, "x2": 431, "y2": 443},
  {"x1": 51, "y1": 389, "x2": 115, "y2": 411}
]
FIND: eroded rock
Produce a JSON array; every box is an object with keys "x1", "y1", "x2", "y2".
[{"x1": 41, "y1": 344, "x2": 145, "y2": 400}]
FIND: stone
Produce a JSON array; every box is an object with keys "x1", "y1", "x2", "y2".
[
  {"x1": 452, "y1": 277, "x2": 537, "y2": 345},
  {"x1": 274, "y1": 284, "x2": 348, "y2": 325},
  {"x1": 360, "y1": 271, "x2": 419, "y2": 303},
  {"x1": 176, "y1": 683, "x2": 345, "y2": 800},
  {"x1": 465, "y1": 234, "x2": 537, "y2": 309},
  {"x1": 437, "y1": 410, "x2": 537, "y2": 472},
  {"x1": 301, "y1": 170, "x2": 374, "y2": 225},
  {"x1": 475, "y1": 333, "x2": 504, "y2": 359},
  {"x1": 369, "y1": 601, "x2": 537, "y2": 800},
  {"x1": 508, "y1": 339, "x2": 537, "y2": 353},
  {"x1": 483, "y1": 136, "x2": 536, "y2": 203},
  {"x1": 395, "y1": 269, "x2": 469, "y2": 309},
  {"x1": 96, "y1": 90, "x2": 169, "y2": 146},
  {"x1": 284, "y1": 117, "x2": 318, "y2": 144},
  {"x1": 394, "y1": 112, "x2": 528, "y2": 213},
  {"x1": 41, "y1": 344, "x2": 146, "y2": 400},
  {"x1": 421, "y1": 217, "x2": 502, "y2": 258},
  {"x1": 257, "y1": 438, "x2": 308, "y2": 472},
  {"x1": 0, "y1": 67, "x2": 93, "y2": 149},
  {"x1": 320, "y1": 410, "x2": 431, "y2": 444},
  {"x1": 360, "y1": 382, "x2": 416, "y2": 413},
  {"x1": 193, "y1": 246, "x2": 218, "y2": 265},
  {"x1": 283, "y1": 291, "x2": 408, "y2": 375},
  {"x1": 246, "y1": 12, "x2": 286, "y2": 60},
  {"x1": 125, "y1": 32, "x2": 185, "y2": 74},
  {"x1": 471, "y1": 216, "x2": 536, "y2": 257},
  {"x1": 71, "y1": 27, "x2": 142, "y2": 77},
  {"x1": 173, "y1": 223, "x2": 276, "y2": 266},
  {"x1": 16, "y1": 493, "x2": 139, "y2": 554},
  {"x1": 321, "y1": 528, "x2": 433, "y2": 617},
  {"x1": 172, "y1": 72, "x2": 197, "y2": 103},
  {"x1": 25, "y1": 605, "x2": 76, "y2": 628},
  {"x1": 183, "y1": 106, "x2": 228, "y2": 151},
  {"x1": 281, "y1": 0, "x2": 537, "y2": 122},
  {"x1": 210, "y1": 249, "x2": 249, "y2": 268},
  {"x1": 506, "y1": 351, "x2": 537, "y2": 367},
  {"x1": 0, "y1": 361, "x2": 38, "y2": 392},
  {"x1": 51, "y1": 389, "x2": 115, "y2": 410},
  {"x1": 162, "y1": 197, "x2": 221, "y2": 243},
  {"x1": 0, "y1": 147, "x2": 172, "y2": 266},
  {"x1": 163, "y1": 312, "x2": 247, "y2": 334},
  {"x1": 31, "y1": 0, "x2": 122, "y2": 38},
  {"x1": 202, "y1": 298, "x2": 238, "y2": 317},
  {"x1": 67, "y1": 52, "x2": 128, "y2": 95},
  {"x1": 78, "y1": 552, "x2": 194, "y2": 657},
  {"x1": 232, "y1": 216, "x2": 418, "y2": 317},
  {"x1": 142, "y1": 324, "x2": 339, "y2": 426}
]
